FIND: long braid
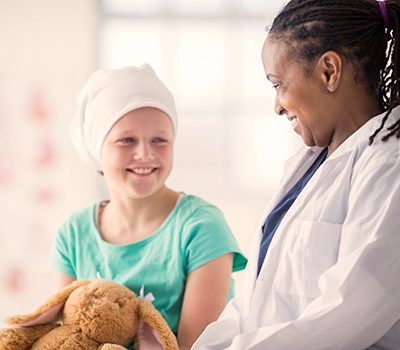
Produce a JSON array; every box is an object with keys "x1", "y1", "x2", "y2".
[
  {"x1": 269, "y1": 0, "x2": 400, "y2": 144},
  {"x1": 378, "y1": 7, "x2": 400, "y2": 142}
]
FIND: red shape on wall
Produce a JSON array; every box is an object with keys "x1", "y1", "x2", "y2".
[
  {"x1": 5, "y1": 266, "x2": 26, "y2": 294},
  {"x1": 36, "y1": 139, "x2": 56, "y2": 168},
  {"x1": 0, "y1": 166, "x2": 13, "y2": 186},
  {"x1": 30, "y1": 89, "x2": 49, "y2": 122},
  {"x1": 35, "y1": 187, "x2": 56, "y2": 204}
]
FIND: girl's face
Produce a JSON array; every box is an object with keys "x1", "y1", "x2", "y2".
[
  {"x1": 100, "y1": 107, "x2": 175, "y2": 200},
  {"x1": 262, "y1": 35, "x2": 337, "y2": 148}
]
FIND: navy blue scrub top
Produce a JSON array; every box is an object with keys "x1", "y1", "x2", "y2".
[{"x1": 257, "y1": 148, "x2": 328, "y2": 276}]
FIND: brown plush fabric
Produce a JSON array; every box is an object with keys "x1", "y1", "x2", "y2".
[{"x1": 0, "y1": 279, "x2": 178, "y2": 350}]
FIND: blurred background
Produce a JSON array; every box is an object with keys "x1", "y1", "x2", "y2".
[{"x1": 0, "y1": 0, "x2": 301, "y2": 322}]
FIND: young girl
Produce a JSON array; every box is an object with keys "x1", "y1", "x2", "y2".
[{"x1": 51, "y1": 64, "x2": 247, "y2": 350}]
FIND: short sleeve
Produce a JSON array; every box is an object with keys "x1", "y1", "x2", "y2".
[
  {"x1": 182, "y1": 205, "x2": 247, "y2": 274},
  {"x1": 50, "y1": 220, "x2": 76, "y2": 277}
]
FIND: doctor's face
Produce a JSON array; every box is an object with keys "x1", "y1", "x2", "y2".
[{"x1": 262, "y1": 35, "x2": 334, "y2": 147}]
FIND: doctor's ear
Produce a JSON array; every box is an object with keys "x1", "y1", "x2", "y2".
[{"x1": 316, "y1": 51, "x2": 342, "y2": 93}]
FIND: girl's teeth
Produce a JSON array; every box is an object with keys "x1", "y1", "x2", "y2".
[
  {"x1": 132, "y1": 168, "x2": 153, "y2": 175},
  {"x1": 291, "y1": 117, "x2": 298, "y2": 128}
]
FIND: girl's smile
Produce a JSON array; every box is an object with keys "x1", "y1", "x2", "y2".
[{"x1": 126, "y1": 167, "x2": 158, "y2": 176}]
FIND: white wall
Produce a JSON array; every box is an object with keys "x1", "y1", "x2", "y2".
[{"x1": 0, "y1": 0, "x2": 99, "y2": 321}]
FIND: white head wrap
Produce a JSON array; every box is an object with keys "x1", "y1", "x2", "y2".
[{"x1": 70, "y1": 64, "x2": 177, "y2": 169}]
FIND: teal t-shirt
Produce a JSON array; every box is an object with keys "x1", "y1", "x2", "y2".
[{"x1": 51, "y1": 194, "x2": 247, "y2": 336}]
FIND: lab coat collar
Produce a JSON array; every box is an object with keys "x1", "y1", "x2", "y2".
[
  {"x1": 327, "y1": 105, "x2": 400, "y2": 161},
  {"x1": 260, "y1": 105, "x2": 400, "y2": 235}
]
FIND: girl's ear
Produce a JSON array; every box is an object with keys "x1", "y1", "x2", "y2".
[
  {"x1": 316, "y1": 50, "x2": 343, "y2": 93},
  {"x1": 5, "y1": 280, "x2": 90, "y2": 327},
  {"x1": 136, "y1": 301, "x2": 179, "y2": 350}
]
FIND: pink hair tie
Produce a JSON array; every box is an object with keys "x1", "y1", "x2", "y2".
[{"x1": 377, "y1": 0, "x2": 390, "y2": 40}]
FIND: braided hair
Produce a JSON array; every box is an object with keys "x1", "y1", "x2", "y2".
[{"x1": 268, "y1": 0, "x2": 400, "y2": 144}]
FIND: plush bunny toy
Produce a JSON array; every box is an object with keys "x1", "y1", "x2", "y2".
[{"x1": 0, "y1": 279, "x2": 179, "y2": 350}]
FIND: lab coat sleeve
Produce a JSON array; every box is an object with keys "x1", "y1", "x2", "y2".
[{"x1": 193, "y1": 151, "x2": 400, "y2": 350}]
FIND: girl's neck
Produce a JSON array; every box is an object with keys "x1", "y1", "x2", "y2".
[{"x1": 99, "y1": 187, "x2": 180, "y2": 244}]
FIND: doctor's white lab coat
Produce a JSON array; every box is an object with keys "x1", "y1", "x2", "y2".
[{"x1": 192, "y1": 107, "x2": 400, "y2": 350}]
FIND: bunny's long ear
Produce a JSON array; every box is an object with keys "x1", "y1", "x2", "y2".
[
  {"x1": 5, "y1": 279, "x2": 90, "y2": 327},
  {"x1": 136, "y1": 301, "x2": 179, "y2": 350}
]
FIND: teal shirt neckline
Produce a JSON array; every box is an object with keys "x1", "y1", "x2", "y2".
[{"x1": 91, "y1": 194, "x2": 191, "y2": 250}]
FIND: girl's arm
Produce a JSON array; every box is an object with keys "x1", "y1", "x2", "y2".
[
  {"x1": 54, "y1": 271, "x2": 76, "y2": 289},
  {"x1": 177, "y1": 253, "x2": 233, "y2": 350}
]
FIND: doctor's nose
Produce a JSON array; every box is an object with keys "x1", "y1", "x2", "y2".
[
  {"x1": 132, "y1": 142, "x2": 154, "y2": 161},
  {"x1": 275, "y1": 98, "x2": 286, "y2": 116}
]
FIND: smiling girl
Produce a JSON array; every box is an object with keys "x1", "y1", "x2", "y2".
[{"x1": 50, "y1": 64, "x2": 247, "y2": 350}]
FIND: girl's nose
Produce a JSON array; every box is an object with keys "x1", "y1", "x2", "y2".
[{"x1": 133, "y1": 142, "x2": 154, "y2": 161}]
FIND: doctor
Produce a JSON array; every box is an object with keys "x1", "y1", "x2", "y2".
[{"x1": 192, "y1": 0, "x2": 400, "y2": 349}]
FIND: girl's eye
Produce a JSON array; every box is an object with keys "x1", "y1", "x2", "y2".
[
  {"x1": 152, "y1": 137, "x2": 167, "y2": 144},
  {"x1": 119, "y1": 137, "x2": 135, "y2": 144}
]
